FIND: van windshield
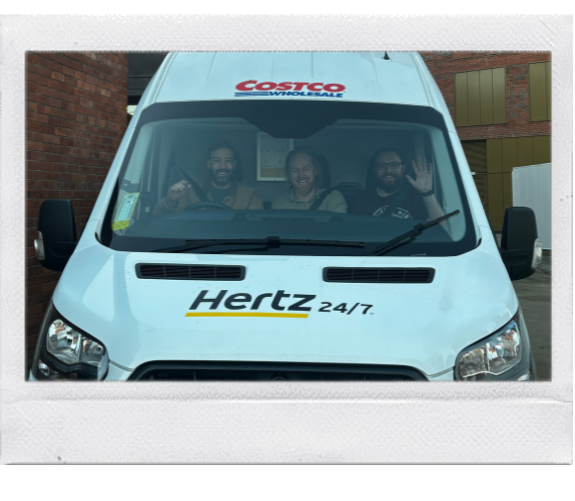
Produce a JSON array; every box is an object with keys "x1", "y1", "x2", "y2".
[{"x1": 104, "y1": 101, "x2": 476, "y2": 256}]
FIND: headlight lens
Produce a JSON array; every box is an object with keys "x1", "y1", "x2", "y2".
[
  {"x1": 456, "y1": 318, "x2": 524, "y2": 381},
  {"x1": 46, "y1": 318, "x2": 108, "y2": 379}
]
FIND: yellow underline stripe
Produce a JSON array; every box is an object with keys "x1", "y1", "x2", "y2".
[{"x1": 185, "y1": 312, "x2": 308, "y2": 319}]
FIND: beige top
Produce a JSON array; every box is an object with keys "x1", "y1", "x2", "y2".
[{"x1": 272, "y1": 188, "x2": 348, "y2": 213}]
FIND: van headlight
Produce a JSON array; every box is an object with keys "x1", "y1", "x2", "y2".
[
  {"x1": 33, "y1": 305, "x2": 109, "y2": 380},
  {"x1": 455, "y1": 310, "x2": 531, "y2": 381}
]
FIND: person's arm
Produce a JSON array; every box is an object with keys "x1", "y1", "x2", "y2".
[
  {"x1": 324, "y1": 190, "x2": 348, "y2": 213},
  {"x1": 247, "y1": 190, "x2": 263, "y2": 210},
  {"x1": 406, "y1": 159, "x2": 445, "y2": 222},
  {"x1": 421, "y1": 193, "x2": 444, "y2": 221},
  {"x1": 152, "y1": 179, "x2": 192, "y2": 215}
]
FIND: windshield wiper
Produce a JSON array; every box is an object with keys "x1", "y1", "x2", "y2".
[
  {"x1": 369, "y1": 210, "x2": 461, "y2": 256},
  {"x1": 150, "y1": 236, "x2": 365, "y2": 253}
]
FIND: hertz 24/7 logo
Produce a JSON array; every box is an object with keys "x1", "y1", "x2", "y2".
[{"x1": 185, "y1": 290, "x2": 373, "y2": 319}]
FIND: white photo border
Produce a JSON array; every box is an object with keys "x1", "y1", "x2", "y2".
[{"x1": 0, "y1": 15, "x2": 571, "y2": 464}]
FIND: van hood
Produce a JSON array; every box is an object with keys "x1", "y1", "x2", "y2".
[{"x1": 53, "y1": 237, "x2": 517, "y2": 377}]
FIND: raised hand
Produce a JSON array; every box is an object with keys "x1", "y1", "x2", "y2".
[
  {"x1": 168, "y1": 179, "x2": 192, "y2": 202},
  {"x1": 406, "y1": 158, "x2": 433, "y2": 194}
]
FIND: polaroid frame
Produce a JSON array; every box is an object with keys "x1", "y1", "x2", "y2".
[
  {"x1": 256, "y1": 132, "x2": 293, "y2": 181},
  {"x1": 0, "y1": 15, "x2": 571, "y2": 464}
]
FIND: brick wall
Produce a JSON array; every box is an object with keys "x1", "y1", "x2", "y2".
[
  {"x1": 421, "y1": 51, "x2": 551, "y2": 141},
  {"x1": 26, "y1": 52, "x2": 128, "y2": 367}
]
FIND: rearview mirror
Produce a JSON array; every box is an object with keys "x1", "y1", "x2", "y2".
[
  {"x1": 500, "y1": 206, "x2": 541, "y2": 281},
  {"x1": 35, "y1": 200, "x2": 78, "y2": 271}
]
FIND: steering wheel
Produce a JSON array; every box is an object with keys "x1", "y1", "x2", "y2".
[{"x1": 184, "y1": 201, "x2": 233, "y2": 211}]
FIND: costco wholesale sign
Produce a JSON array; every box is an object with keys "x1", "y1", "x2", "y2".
[{"x1": 235, "y1": 80, "x2": 346, "y2": 98}]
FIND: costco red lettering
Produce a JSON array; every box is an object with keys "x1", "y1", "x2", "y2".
[
  {"x1": 308, "y1": 83, "x2": 324, "y2": 91},
  {"x1": 236, "y1": 80, "x2": 257, "y2": 91},
  {"x1": 255, "y1": 81, "x2": 277, "y2": 91},
  {"x1": 234, "y1": 81, "x2": 347, "y2": 97},
  {"x1": 292, "y1": 82, "x2": 308, "y2": 91},
  {"x1": 324, "y1": 83, "x2": 345, "y2": 92}
]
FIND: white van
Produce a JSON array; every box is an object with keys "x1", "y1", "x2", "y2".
[{"x1": 30, "y1": 52, "x2": 542, "y2": 382}]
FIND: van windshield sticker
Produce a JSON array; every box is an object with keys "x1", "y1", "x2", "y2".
[
  {"x1": 186, "y1": 290, "x2": 373, "y2": 319},
  {"x1": 112, "y1": 192, "x2": 139, "y2": 231},
  {"x1": 235, "y1": 81, "x2": 346, "y2": 98}
]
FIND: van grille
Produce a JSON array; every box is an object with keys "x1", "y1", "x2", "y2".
[
  {"x1": 129, "y1": 362, "x2": 426, "y2": 381},
  {"x1": 324, "y1": 267, "x2": 434, "y2": 284},
  {"x1": 137, "y1": 264, "x2": 245, "y2": 281}
]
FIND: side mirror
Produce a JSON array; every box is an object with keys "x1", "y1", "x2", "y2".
[
  {"x1": 35, "y1": 200, "x2": 78, "y2": 271},
  {"x1": 500, "y1": 206, "x2": 542, "y2": 281}
]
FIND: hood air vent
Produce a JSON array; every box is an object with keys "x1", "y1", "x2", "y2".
[
  {"x1": 137, "y1": 264, "x2": 245, "y2": 281},
  {"x1": 324, "y1": 267, "x2": 434, "y2": 284}
]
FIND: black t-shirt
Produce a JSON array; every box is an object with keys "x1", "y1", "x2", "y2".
[
  {"x1": 349, "y1": 187, "x2": 428, "y2": 220},
  {"x1": 210, "y1": 186, "x2": 232, "y2": 204}
]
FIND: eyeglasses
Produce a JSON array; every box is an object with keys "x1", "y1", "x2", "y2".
[{"x1": 374, "y1": 162, "x2": 403, "y2": 172}]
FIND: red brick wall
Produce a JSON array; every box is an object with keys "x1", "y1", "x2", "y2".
[
  {"x1": 421, "y1": 51, "x2": 551, "y2": 141},
  {"x1": 25, "y1": 52, "x2": 128, "y2": 366}
]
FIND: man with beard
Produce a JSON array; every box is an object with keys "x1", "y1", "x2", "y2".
[
  {"x1": 349, "y1": 147, "x2": 444, "y2": 220},
  {"x1": 154, "y1": 140, "x2": 262, "y2": 214},
  {"x1": 272, "y1": 146, "x2": 347, "y2": 213}
]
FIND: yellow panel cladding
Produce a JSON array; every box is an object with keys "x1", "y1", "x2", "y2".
[
  {"x1": 492, "y1": 67, "x2": 507, "y2": 124},
  {"x1": 480, "y1": 69, "x2": 494, "y2": 125},
  {"x1": 455, "y1": 67, "x2": 507, "y2": 127},
  {"x1": 517, "y1": 136, "x2": 534, "y2": 167},
  {"x1": 467, "y1": 71, "x2": 481, "y2": 126},
  {"x1": 546, "y1": 61, "x2": 551, "y2": 120},
  {"x1": 486, "y1": 138, "x2": 502, "y2": 174},
  {"x1": 533, "y1": 135, "x2": 551, "y2": 165},
  {"x1": 501, "y1": 137, "x2": 518, "y2": 173},
  {"x1": 529, "y1": 62, "x2": 549, "y2": 121}
]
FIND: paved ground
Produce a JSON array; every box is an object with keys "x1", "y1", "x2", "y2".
[{"x1": 512, "y1": 251, "x2": 551, "y2": 381}]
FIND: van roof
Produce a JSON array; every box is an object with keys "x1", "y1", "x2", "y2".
[{"x1": 141, "y1": 52, "x2": 451, "y2": 120}]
